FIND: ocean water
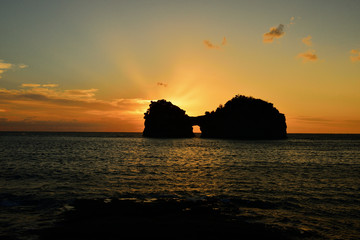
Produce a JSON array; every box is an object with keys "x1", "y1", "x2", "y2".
[{"x1": 0, "y1": 132, "x2": 359, "y2": 239}]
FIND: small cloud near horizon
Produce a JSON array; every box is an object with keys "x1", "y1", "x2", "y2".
[
  {"x1": 297, "y1": 50, "x2": 318, "y2": 62},
  {"x1": 22, "y1": 83, "x2": 59, "y2": 88},
  {"x1": 203, "y1": 37, "x2": 227, "y2": 49},
  {"x1": 350, "y1": 49, "x2": 360, "y2": 62},
  {"x1": 21, "y1": 83, "x2": 41, "y2": 88},
  {"x1": 302, "y1": 35, "x2": 313, "y2": 46},
  {"x1": 64, "y1": 89, "x2": 98, "y2": 97},
  {"x1": 263, "y1": 24, "x2": 285, "y2": 43},
  {"x1": 0, "y1": 86, "x2": 151, "y2": 132},
  {"x1": 42, "y1": 84, "x2": 59, "y2": 88}
]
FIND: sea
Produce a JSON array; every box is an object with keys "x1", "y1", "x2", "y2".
[{"x1": 0, "y1": 132, "x2": 359, "y2": 239}]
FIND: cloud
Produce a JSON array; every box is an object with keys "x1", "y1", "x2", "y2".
[
  {"x1": 302, "y1": 35, "x2": 312, "y2": 46},
  {"x1": 295, "y1": 116, "x2": 334, "y2": 123},
  {"x1": 0, "y1": 86, "x2": 151, "y2": 131},
  {"x1": 297, "y1": 50, "x2": 318, "y2": 62},
  {"x1": 22, "y1": 83, "x2": 59, "y2": 88},
  {"x1": 291, "y1": 116, "x2": 360, "y2": 133},
  {"x1": 203, "y1": 40, "x2": 220, "y2": 49},
  {"x1": 0, "y1": 60, "x2": 13, "y2": 70},
  {"x1": 288, "y1": 16, "x2": 302, "y2": 27},
  {"x1": 18, "y1": 64, "x2": 28, "y2": 69},
  {"x1": 350, "y1": 49, "x2": 360, "y2": 62},
  {"x1": 6, "y1": 84, "x2": 99, "y2": 102},
  {"x1": 0, "y1": 87, "x2": 114, "y2": 110},
  {"x1": 21, "y1": 83, "x2": 41, "y2": 87},
  {"x1": 0, "y1": 60, "x2": 14, "y2": 79},
  {"x1": 221, "y1": 37, "x2": 227, "y2": 46},
  {"x1": 64, "y1": 89, "x2": 98, "y2": 97},
  {"x1": 157, "y1": 82, "x2": 168, "y2": 87},
  {"x1": 290, "y1": 17, "x2": 295, "y2": 25},
  {"x1": 263, "y1": 24, "x2": 285, "y2": 43},
  {"x1": 0, "y1": 60, "x2": 28, "y2": 78},
  {"x1": 0, "y1": 118, "x2": 101, "y2": 132},
  {"x1": 203, "y1": 37, "x2": 227, "y2": 49},
  {"x1": 42, "y1": 84, "x2": 59, "y2": 88}
]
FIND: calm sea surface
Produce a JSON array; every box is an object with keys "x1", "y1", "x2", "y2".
[{"x1": 0, "y1": 133, "x2": 359, "y2": 239}]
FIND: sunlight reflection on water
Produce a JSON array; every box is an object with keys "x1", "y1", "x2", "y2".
[{"x1": 0, "y1": 133, "x2": 359, "y2": 239}]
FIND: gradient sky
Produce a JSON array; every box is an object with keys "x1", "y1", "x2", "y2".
[{"x1": 1, "y1": 0, "x2": 360, "y2": 133}]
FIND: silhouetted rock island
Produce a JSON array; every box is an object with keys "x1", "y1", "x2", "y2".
[
  {"x1": 143, "y1": 100, "x2": 194, "y2": 138},
  {"x1": 143, "y1": 95, "x2": 287, "y2": 139}
]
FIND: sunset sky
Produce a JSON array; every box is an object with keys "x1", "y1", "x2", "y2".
[{"x1": 1, "y1": 0, "x2": 360, "y2": 133}]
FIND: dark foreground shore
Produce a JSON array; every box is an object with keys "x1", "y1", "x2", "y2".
[{"x1": 36, "y1": 198, "x2": 321, "y2": 240}]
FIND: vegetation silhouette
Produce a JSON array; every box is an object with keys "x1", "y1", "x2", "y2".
[
  {"x1": 143, "y1": 95, "x2": 287, "y2": 139},
  {"x1": 143, "y1": 100, "x2": 194, "y2": 138},
  {"x1": 197, "y1": 95, "x2": 287, "y2": 139}
]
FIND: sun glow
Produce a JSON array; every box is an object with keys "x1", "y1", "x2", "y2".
[{"x1": 1, "y1": 1, "x2": 360, "y2": 133}]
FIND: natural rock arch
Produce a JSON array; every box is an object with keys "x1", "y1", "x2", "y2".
[{"x1": 143, "y1": 95, "x2": 287, "y2": 139}]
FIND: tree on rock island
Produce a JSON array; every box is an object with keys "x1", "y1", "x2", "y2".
[
  {"x1": 143, "y1": 100, "x2": 194, "y2": 138},
  {"x1": 199, "y1": 95, "x2": 287, "y2": 139}
]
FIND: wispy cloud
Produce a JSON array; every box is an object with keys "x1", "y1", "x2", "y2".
[
  {"x1": 0, "y1": 60, "x2": 13, "y2": 70},
  {"x1": 294, "y1": 116, "x2": 334, "y2": 123},
  {"x1": 0, "y1": 86, "x2": 151, "y2": 131},
  {"x1": 350, "y1": 49, "x2": 360, "y2": 62},
  {"x1": 290, "y1": 17, "x2": 295, "y2": 25},
  {"x1": 22, "y1": 83, "x2": 59, "y2": 88},
  {"x1": 64, "y1": 89, "x2": 98, "y2": 97},
  {"x1": 0, "y1": 118, "x2": 101, "y2": 132},
  {"x1": 203, "y1": 40, "x2": 219, "y2": 49},
  {"x1": 297, "y1": 50, "x2": 318, "y2": 62},
  {"x1": 291, "y1": 116, "x2": 360, "y2": 133},
  {"x1": 288, "y1": 16, "x2": 302, "y2": 27},
  {"x1": 0, "y1": 60, "x2": 28, "y2": 78},
  {"x1": 18, "y1": 64, "x2": 28, "y2": 69},
  {"x1": 221, "y1": 37, "x2": 227, "y2": 46},
  {"x1": 203, "y1": 37, "x2": 227, "y2": 49},
  {"x1": 18, "y1": 84, "x2": 98, "y2": 100},
  {"x1": 157, "y1": 82, "x2": 168, "y2": 87},
  {"x1": 302, "y1": 35, "x2": 312, "y2": 46},
  {"x1": 42, "y1": 84, "x2": 59, "y2": 88},
  {"x1": 263, "y1": 24, "x2": 285, "y2": 43},
  {"x1": 0, "y1": 60, "x2": 14, "y2": 79},
  {"x1": 21, "y1": 83, "x2": 41, "y2": 88}
]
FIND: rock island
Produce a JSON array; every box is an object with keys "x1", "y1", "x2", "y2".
[{"x1": 143, "y1": 95, "x2": 287, "y2": 139}]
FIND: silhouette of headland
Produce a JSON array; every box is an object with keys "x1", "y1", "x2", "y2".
[{"x1": 143, "y1": 95, "x2": 287, "y2": 139}]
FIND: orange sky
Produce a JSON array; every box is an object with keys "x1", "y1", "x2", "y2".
[{"x1": 1, "y1": 1, "x2": 360, "y2": 133}]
